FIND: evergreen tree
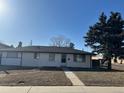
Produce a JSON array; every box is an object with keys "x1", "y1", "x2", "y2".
[{"x1": 84, "y1": 12, "x2": 124, "y2": 70}]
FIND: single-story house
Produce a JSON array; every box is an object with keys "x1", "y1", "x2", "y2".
[
  {"x1": 0, "y1": 42, "x2": 11, "y2": 49},
  {"x1": 0, "y1": 46, "x2": 92, "y2": 68}
]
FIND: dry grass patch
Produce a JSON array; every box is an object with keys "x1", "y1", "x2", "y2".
[
  {"x1": 75, "y1": 71, "x2": 124, "y2": 86},
  {"x1": 0, "y1": 68, "x2": 72, "y2": 86}
]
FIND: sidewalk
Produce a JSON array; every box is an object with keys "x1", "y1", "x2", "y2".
[
  {"x1": 0, "y1": 86, "x2": 124, "y2": 93},
  {"x1": 62, "y1": 68, "x2": 85, "y2": 86}
]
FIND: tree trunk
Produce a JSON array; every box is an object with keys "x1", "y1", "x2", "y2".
[
  {"x1": 114, "y1": 58, "x2": 117, "y2": 63},
  {"x1": 120, "y1": 60, "x2": 123, "y2": 64},
  {"x1": 107, "y1": 58, "x2": 112, "y2": 70}
]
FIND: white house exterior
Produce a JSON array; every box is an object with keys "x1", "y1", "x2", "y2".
[
  {"x1": 0, "y1": 42, "x2": 11, "y2": 49},
  {"x1": 0, "y1": 46, "x2": 92, "y2": 68}
]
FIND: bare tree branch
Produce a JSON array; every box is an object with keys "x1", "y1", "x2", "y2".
[{"x1": 50, "y1": 35, "x2": 71, "y2": 47}]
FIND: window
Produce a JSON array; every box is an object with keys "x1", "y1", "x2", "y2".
[
  {"x1": 49, "y1": 53, "x2": 55, "y2": 61},
  {"x1": 61, "y1": 54, "x2": 66, "y2": 63},
  {"x1": 34, "y1": 53, "x2": 40, "y2": 59},
  {"x1": 7, "y1": 52, "x2": 18, "y2": 58},
  {"x1": 74, "y1": 54, "x2": 86, "y2": 62},
  {"x1": 0, "y1": 52, "x2": 2, "y2": 57}
]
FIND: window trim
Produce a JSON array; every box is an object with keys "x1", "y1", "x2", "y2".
[
  {"x1": 73, "y1": 54, "x2": 86, "y2": 63},
  {"x1": 34, "y1": 52, "x2": 40, "y2": 59},
  {"x1": 49, "y1": 53, "x2": 55, "y2": 62},
  {"x1": 61, "y1": 54, "x2": 66, "y2": 63}
]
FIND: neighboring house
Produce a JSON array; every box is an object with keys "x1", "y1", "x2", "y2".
[
  {"x1": 91, "y1": 54, "x2": 103, "y2": 68},
  {"x1": 0, "y1": 43, "x2": 11, "y2": 64},
  {"x1": 92, "y1": 54, "x2": 124, "y2": 64},
  {"x1": 0, "y1": 46, "x2": 92, "y2": 68},
  {"x1": 92, "y1": 54, "x2": 103, "y2": 60},
  {"x1": 111, "y1": 57, "x2": 124, "y2": 64},
  {"x1": 0, "y1": 42, "x2": 11, "y2": 49}
]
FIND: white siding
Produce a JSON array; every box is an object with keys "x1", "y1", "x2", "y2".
[
  {"x1": 39, "y1": 53, "x2": 61, "y2": 67},
  {"x1": 22, "y1": 53, "x2": 39, "y2": 67},
  {"x1": 1, "y1": 52, "x2": 91, "y2": 68},
  {"x1": 1, "y1": 52, "x2": 21, "y2": 66},
  {"x1": 1, "y1": 58, "x2": 21, "y2": 66},
  {"x1": 66, "y1": 54, "x2": 91, "y2": 68},
  {"x1": 22, "y1": 53, "x2": 61, "y2": 67}
]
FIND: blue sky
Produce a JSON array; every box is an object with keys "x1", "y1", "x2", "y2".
[{"x1": 0, "y1": 0, "x2": 124, "y2": 51}]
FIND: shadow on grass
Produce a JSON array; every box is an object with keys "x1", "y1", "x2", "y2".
[
  {"x1": 68, "y1": 67, "x2": 124, "y2": 72},
  {"x1": 0, "y1": 65, "x2": 124, "y2": 72},
  {"x1": 0, "y1": 65, "x2": 63, "y2": 73}
]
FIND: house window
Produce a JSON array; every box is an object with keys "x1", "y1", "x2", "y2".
[
  {"x1": 61, "y1": 54, "x2": 66, "y2": 63},
  {"x1": 74, "y1": 54, "x2": 86, "y2": 62},
  {"x1": 7, "y1": 52, "x2": 18, "y2": 58},
  {"x1": 49, "y1": 53, "x2": 55, "y2": 61},
  {"x1": 34, "y1": 53, "x2": 40, "y2": 59},
  {"x1": 0, "y1": 52, "x2": 2, "y2": 57}
]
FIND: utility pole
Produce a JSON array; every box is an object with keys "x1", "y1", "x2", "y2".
[{"x1": 30, "y1": 40, "x2": 32, "y2": 46}]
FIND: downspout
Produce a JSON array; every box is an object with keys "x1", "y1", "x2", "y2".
[
  {"x1": 20, "y1": 52, "x2": 23, "y2": 66},
  {"x1": 90, "y1": 55, "x2": 92, "y2": 68}
]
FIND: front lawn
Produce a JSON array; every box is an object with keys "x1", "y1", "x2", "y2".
[
  {"x1": 74, "y1": 70, "x2": 124, "y2": 86},
  {"x1": 0, "y1": 67, "x2": 72, "y2": 86}
]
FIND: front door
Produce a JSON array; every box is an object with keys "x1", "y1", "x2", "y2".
[{"x1": 61, "y1": 54, "x2": 67, "y2": 67}]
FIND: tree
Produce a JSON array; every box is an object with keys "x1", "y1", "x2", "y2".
[
  {"x1": 84, "y1": 12, "x2": 124, "y2": 70},
  {"x1": 17, "y1": 41, "x2": 22, "y2": 48},
  {"x1": 10, "y1": 44, "x2": 14, "y2": 48},
  {"x1": 50, "y1": 35, "x2": 71, "y2": 47},
  {"x1": 69, "y1": 42, "x2": 75, "y2": 48},
  {"x1": 119, "y1": 55, "x2": 124, "y2": 64}
]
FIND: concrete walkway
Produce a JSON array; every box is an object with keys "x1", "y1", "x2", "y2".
[
  {"x1": 62, "y1": 68, "x2": 85, "y2": 86},
  {"x1": 0, "y1": 86, "x2": 124, "y2": 93}
]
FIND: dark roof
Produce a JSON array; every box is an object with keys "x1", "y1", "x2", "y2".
[{"x1": 0, "y1": 46, "x2": 92, "y2": 55}]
